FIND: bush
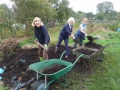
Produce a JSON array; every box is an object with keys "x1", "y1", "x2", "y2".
[{"x1": 108, "y1": 23, "x2": 119, "y2": 31}]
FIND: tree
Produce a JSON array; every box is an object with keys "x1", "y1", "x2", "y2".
[
  {"x1": 97, "y1": 1, "x2": 114, "y2": 14},
  {"x1": 85, "y1": 12, "x2": 94, "y2": 19},
  {"x1": 116, "y1": 12, "x2": 120, "y2": 22},
  {"x1": 11, "y1": 0, "x2": 56, "y2": 30},
  {"x1": 96, "y1": 12, "x2": 104, "y2": 20},
  {"x1": 55, "y1": 0, "x2": 70, "y2": 23},
  {"x1": 0, "y1": 4, "x2": 15, "y2": 37},
  {"x1": 109, "y1": 11, "x2": 117, "y2": 20}
]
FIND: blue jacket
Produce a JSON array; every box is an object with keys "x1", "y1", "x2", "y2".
[
  {"x1": 60, "y1": 23, "x2": 72, "y2": 38},
  {"x1": 34, "y1": 25, "x2": 50, "y2": 44}
]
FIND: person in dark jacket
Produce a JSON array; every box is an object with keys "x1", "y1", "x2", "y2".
[
  {"x1": 32, "y1": 17, "x2": 50, "y2": 61},
  {"x1": 55, "y1": 17, "x2": 75, "y2": 58}
]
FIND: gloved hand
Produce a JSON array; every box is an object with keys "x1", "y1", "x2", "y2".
[{"x1": 44, "y1": 44, "x2": 47, "y2": 50}]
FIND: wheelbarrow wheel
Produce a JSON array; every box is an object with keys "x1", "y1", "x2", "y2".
[
  {"x1": 37, "y1": 80, "x2": 49, "y2": 90},
  {"x1": 31, "y1": 80, "x2": 42, "y2": 90},
  {"x1": 31, "y1": 79, "x2": 49, "y2": 90}
]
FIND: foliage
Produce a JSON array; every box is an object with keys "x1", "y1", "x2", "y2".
[
  {"x1": 10, "y1": 0, "x2": 56, "y2": 33},
  {"x1": 85, "y1": 12, "x2": 94, "y2": 19},
  {"x1": 16, "y1": 30, "x2": 27, "y2": 38},
  {"x1": 0, "y1": 4, "x2": 15, "y2": 37},
  {"x1": 0, "y1": 86, "x2": 8, "y2": 90},
  {"x1": 18, "y1": 37, "x2": 34, "y2": 47},
  {"x1": 96, "y1": 1, "x2": 118, "y2": 21},
  {"x1": 116, "y1": 12, "x2": 120, "y2": 22},
  {"x1": 97, "y1": 1, "x2": 114, "y2": 14},
  {"x1": 11, "y1": 0, "x2": 55, "y2": 22},
  {"x1": 55, "y1": 0, "x2": 70, "y2": 22},
  {"x1": 96, "y1": 12, "x2": 104, "y2": 20},
  {"x1": 108, "y1": 23, "x2": 119, "y2": 31}
]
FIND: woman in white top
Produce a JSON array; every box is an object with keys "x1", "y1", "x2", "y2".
[{"x1": 74, "y1": 18, "x2": 88, "y2": 47}]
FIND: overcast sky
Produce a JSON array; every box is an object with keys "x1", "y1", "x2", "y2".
[
  {"x1": 69, "y1": 0, "x2": 120, "y2": 14},
  {"x1": 0, "y1": 0, "x2": 120, "y2": 14}
]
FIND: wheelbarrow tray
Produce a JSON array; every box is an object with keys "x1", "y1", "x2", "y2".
[
  {"x1": 72, "y1": 47, "x2": 97, "y2": 59},
  {"x1": 29, "y1": 59, "x2": 72, "y2": 80}
]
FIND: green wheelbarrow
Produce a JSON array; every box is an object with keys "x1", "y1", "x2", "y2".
[{"x1": 29, "y1": 51, "x2": 83, "y2": 90}]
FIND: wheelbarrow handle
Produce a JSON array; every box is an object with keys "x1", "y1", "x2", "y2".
[
  {"x1": 60, "y1": 51, "x2": 66, "y2": 60},
  {"x1": 72, "y1": 54, "x2": 84, "y2": 68}
]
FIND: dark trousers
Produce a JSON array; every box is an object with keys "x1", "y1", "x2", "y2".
[
  {"x1": 74, "y1": 32, "x2": 85, "y2": 47},
  {"x1": 57, "y1": 35, "x2": 69, "y2": 56}
]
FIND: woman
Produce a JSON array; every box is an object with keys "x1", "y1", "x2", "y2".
[
  {"x1": 55, "y1": 17, "x2": 75, "y2": 58},
  {"x1": 74, "y1": 18, "x2": 88, "y2": 48},
  {"x1": 32, "y1": 17, "x2": 50, "y2": 61}
]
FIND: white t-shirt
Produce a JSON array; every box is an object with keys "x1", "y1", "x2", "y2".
[{"x1": 79, "y1": 24, "x2": 87, "y2": 31}]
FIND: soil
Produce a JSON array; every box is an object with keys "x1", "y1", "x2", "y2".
[
  {"x1": 84, "y1": 42, "x2": 103, "y2": 49},
  {"x1": 76, "y1": 48, "x2": 95, "y2": 55},
  {"x1": 0, "y1": 44, "x2": 101, "y2": 89},
  {"x1": 42, "y1": 64, "x2": 66, "y2": 74},
  {"x1": 0, "y1": 45, "x2": 76, "y2": 89}
]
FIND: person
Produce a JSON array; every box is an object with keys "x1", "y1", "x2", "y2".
[
  {"x1": 55, "y1": 17, "x2": 75, "y2": 58},
  {"x1": 74, "y1": 18, "x2": 88, "y2": 48},
  {"x1": 32, "y1": 17, "x2": 50, "y2": 61}
]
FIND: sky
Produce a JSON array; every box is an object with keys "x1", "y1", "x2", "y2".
[
  {"x1": 69, "y1": 0, "x2": 120, "y2": 14},
  {"x1": 0, "y1": 0, "x2": 120, "y2": 14},
  {"x1": 0, "y1": 0, "x2": 13, "y2": 8}
]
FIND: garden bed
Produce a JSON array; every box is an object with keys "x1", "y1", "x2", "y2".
[{"x1": 0, "y1": 45, "x2": 76, "y2": 89}]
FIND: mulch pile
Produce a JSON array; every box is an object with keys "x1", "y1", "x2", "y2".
[
  {"x1": 84, "y1": 42, "x2": 103, "y2": 49},
  {"x1": 76, "y1": 48, "x2": 95, "y2": 55},
  {"x1": 42, "y1": 64, "x2": 66, "y2": 74}
]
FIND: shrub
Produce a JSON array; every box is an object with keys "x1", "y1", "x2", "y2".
[{"x1": 108, "y1": 23, "x2": 119, "y2": 31}]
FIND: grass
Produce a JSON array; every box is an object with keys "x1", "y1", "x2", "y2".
[{"x1": 0, "y1": 86, "x2": 8, "y2": 90}]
